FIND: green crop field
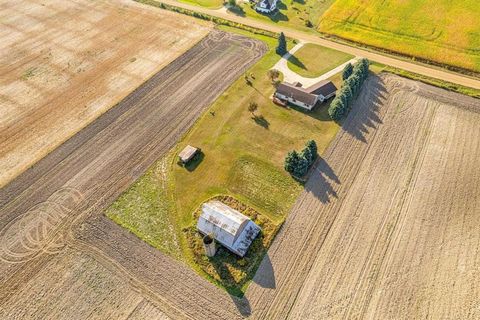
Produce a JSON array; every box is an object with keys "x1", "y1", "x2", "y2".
[
  {"x1": 287, "y1": 43, "x2": 353, "y2": 78},
  {"x1": 319, "y1": 0, "x2": 480, "y2": 72}
]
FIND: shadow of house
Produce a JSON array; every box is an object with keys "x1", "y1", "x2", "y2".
[
  {"x1": 252, "y1": 253, "x2": 276, "y2": 289},
  {"x1": 342, "y1": 75, "x2": 387, "y2": 143},
  {"x1": 268, "y1": 10, "x2": 289, "y2": 22},
  {"x1": 230, "y1": 294, "x2": 252, "y2": 317}
]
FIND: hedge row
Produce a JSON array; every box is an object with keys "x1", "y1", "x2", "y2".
[{"x1": 328, "y1": 58, "x2": 370, "y2": 121}]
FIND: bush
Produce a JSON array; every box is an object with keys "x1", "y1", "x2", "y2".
[
  {"x1": 284, "y1": 150, "x2": 300, "y2": 174},
  {"x1": 284, "y1": 140, "x2": 318, "y2": 177},
  {"x1": 294, "y1": 157, "x2": 309, "y2": 177}
]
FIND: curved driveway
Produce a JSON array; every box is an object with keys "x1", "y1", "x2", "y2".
[{"x1": 154, "y1": 0, "x2": 480, "y2": 90}]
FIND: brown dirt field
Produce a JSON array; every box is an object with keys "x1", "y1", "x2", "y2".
[
  {"x1": 245, "y1": 74, "x2": 480, "y2": 319},
  {"x1": 0, "y1": 0, "x2": 211, "y2": 188},
  {"x1": 0, "y1": 30, "x2": 266, "y2": 319}
]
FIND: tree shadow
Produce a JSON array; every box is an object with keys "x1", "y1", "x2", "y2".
[
  {"x1": 292, "y1": 0, "x2": 305, "y2": 4},
  {"x1": 252, "y1": 114, "x2": 270, "y2": 129},
  {"x1": 341, "y1": 75, "x2": 387, "y2": 143},
  {"x1": 288, "y1": 54, "x2": 306, "y2": 70},
  {"x1": 304, "y1": 156, "x2": 339, "y2": 204},
  {"x1": 227, "y1": 5, "x2": 246, "y2": 17}
]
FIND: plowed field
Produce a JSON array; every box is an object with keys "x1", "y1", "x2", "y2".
[{"x1": 0, "y1": 0, "x2": 210, "y2": 187}]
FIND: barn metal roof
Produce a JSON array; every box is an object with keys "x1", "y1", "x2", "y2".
[{"x1": 197, "y1": 201, "x2": 261, "y2": 257}]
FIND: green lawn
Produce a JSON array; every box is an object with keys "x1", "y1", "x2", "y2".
[
  {"x1": 287, "y1": 43, "x2": 353, "y2": 78},
  {"x1": 177, "y1": 0, "x2": 336, "y2": 32},
  {"x1": 179, "y1": 0, "x2": 223, "y2": 9},
  {"x1": 106, "y1": 26, "x2": 342, "y2": 295},
  {"x1": 319, "y1": 0, "x2": 480, "y2": 72}
]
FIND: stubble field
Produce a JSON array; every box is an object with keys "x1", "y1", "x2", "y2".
[
  {"x1": 0, "y1": 0, "x2": 210, "y2": 188},
  {"x1": 246, "y1": 74, "x2": 480, "y2": 319},
  {"x1": 0, "y1": 30, "x2": 266, "y2": 319}
]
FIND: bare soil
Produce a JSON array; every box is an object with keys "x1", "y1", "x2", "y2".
[
  {"x1": 0, "y1": 30, "x2": 266, "y2": 319},
  {"x1": 246, "y1": 74, "x2": 480, "y2": 319},
  {"x1": 0, "y1": 0, "x2": 210, "y2": 188}
]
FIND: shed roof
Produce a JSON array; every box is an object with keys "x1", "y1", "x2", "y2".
[
  {"x1": 197, "y1": 201, "x2": 261, "y2": 257},
  {"x1": 179, "y1": 145, "x2": 198, "y2": 163}
]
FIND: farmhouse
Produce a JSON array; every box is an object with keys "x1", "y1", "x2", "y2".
[
  {"x1": 255, "y1": 0, "x2": 278, "y2": 14},
  {"x1": 197, "y1": 200, "x2": 261, "y2": 257},
  {"x1": 274, "y1": 80, "x2": 337, "y2": 110}
]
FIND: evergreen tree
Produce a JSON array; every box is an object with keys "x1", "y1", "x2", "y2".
[
  {"x1": 301, "y1": 147, "x2": 314, "y2": 166},
  {"x1": 342, "y1": 62, "x2": 353, "y2": 80},
  {"x1": 349, "y1": 74, "x2": 361, "y2": 95},
  {"x1": 305, "y1": 140, "x2": 317, "y2": 160},
  {"x1": 294, "y1": 157, "x2": 309, "y2": 177},
  {"x1": 284, "y1": 150, "x2": 300, "y2": 174},
  {"x1": 276, "y1": 32, "x2": 287, "y2": 56}
]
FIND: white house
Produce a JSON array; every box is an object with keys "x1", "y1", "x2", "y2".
[
  {"x1": 255, "y1": 0, "x2": 278, "y2": 14},
  {"x1": 197, "y1": 200, "x2": 261, "y2": 257},
  {"x1": 274, "y1": 80, "x2": 337, "y2": 110}
]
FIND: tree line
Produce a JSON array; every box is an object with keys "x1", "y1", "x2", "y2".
[
  {"x1": 284, "y1": 140, "x2": 317, "y2": 178},
  {"x1": 328, "y1": 58, "x2": 370, "y2": 121}
]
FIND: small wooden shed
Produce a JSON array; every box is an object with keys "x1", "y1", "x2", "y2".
[{"x1": 178, "y1": 145, "x2": 199, "y2": 164}]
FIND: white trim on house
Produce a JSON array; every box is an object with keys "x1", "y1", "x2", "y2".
[
  {"x1": 275, "y1": 92, "x2": 318, "y2": 110},
  {"x1": 255, "y1": 0, "x2": 277, "y2": 13}
]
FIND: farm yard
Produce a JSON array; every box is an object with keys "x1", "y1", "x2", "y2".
[
  {"x1": 319, "y1": 0, "x2": 480, "y2": 73},
  {"x1": 0, "y1": 29, "x2": 266, "y2": 319},
  {"x1": 0, "y1": 0, "x2": 210, "y2": 188},
  {"x1": 106, "y1": 26, "x2": 345, "y2": 294},
  {"x1": 245, "y1": 74, "x2": 480, "y2": 319}
]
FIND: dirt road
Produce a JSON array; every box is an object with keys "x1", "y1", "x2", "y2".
[
  {"x1": 0, "y1": 0, "x2": 210, "y2": 188},
  {"x1": 245, "y1": 74, "x2": 480, "y2": 319},
  {"x1": 149, "y1": 0, "x2": 480, "y2": 90},
  {"x1": 0, "y1": 30, "x2": 266, "y2": 319}
]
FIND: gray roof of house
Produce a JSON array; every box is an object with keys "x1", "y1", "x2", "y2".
[
  {"x1": 275, "y1": 82, "x2": 318, "y2": 106},
  {"x1": 305, "y1": 80, "x2": 337, "y2": 97}
]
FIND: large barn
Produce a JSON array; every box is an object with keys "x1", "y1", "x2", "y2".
[{"x1": 197, "y1": 201, "x2": 261, "y2": 257}]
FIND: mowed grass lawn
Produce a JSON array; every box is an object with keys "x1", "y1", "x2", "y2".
[
  {"x1": 287, "y1": 43, "x2": 353, "y2": 78},
  {"x1": 178, "y1": 0, "x2": 223, "y2": 9},
  {"x1": 107, "y1": 26, "x2": 341, "y2": 293},
  {"x1": 319, "y1": 0, "x2": 480, "y2": 72}
]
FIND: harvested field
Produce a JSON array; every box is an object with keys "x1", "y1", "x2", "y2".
[
  {"x1": 0, "y1": 30, "x2": 266, "y2": 319},
  {"x1": 0, "y1": 0, "x2": 210, "y2": 188},
  {"x1": 246, "y1": 74, "x2": 480, "y2": 319}
]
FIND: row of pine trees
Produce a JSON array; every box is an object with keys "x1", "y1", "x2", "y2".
[{"x1": 328, "y1": 58, "x2": 370, "y2": 120}]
